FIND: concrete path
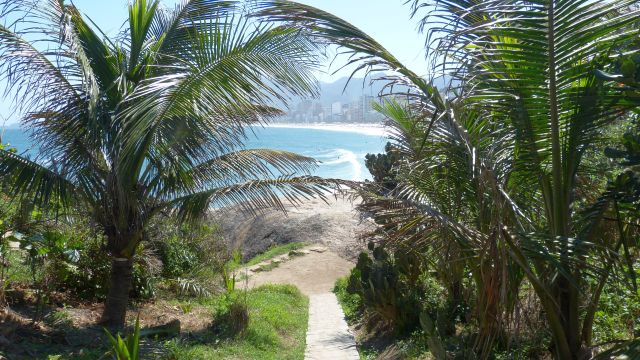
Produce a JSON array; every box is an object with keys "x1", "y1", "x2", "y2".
[
  {"x1": 239, "y1": 247, "x2": 360, "y2": 359},
  {"x1": 305, "y1": 293, "x2": 360, "y2": 360}
]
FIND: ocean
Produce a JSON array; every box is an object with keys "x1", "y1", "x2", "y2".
[{"x1": 1, "y1": 126, "x2": 386, "y2": 181}]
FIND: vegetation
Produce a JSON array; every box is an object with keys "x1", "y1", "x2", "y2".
[
  {"x1": 163, "y1": 285, "x2": 309, "y2": 360},
  {"x1": 258, "y1": 0, "x2": 640, "y2": 358},
  {"x1": 104, "y1": 315, "x2": 142, "y2": 360},
  {"x1": 234, "y1": 242, "x2": 307, "y2": 269},
  {"x1": 0, "y1": 0, "x2": 335, "y2": 329},
  {"x1": 1, "y1": 212, "x2": 308, "y2": 359},
  {"x1": 3, "y1": 0, "x2": 640, "y2": 359},
  {"x1": 364, "y1": 142, "x2": 400, "y2": 193}
]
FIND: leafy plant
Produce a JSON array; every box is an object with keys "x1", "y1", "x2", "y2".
[
  {"x1": 179, "y1": 302, "x2": 193, "y2": 315},
  {"x1": 222, "y1": 251, "x2": 242, "y2": 293},
  {"x1": 346, "y1": 243, "x2": 444, "y2": 336},
  {"x1": 104, "y1": 315, "x2": 141, "y2": 360},
  {"x1": 212, "y1": 292, "x2": 249, "y2": 338},
  {"x1": 333, "y1": 274, "x2": 363, "y2": 322},
  {"x1": 173, "y1": 278, "x2": 211, "y2": 299},
  {"x1": 364, "y1": 142, "x2": 401, "y2": 192}
]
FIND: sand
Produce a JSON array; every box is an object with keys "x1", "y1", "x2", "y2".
[{"x1": 255, "y1": 122, "x2": 390, "y2": 137}]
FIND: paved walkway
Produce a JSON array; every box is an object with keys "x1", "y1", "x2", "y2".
[{"x1": 305, "y1": 293, "x2": 359, "y2": 360}]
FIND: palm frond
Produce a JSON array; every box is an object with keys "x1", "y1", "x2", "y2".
[
  {"x1": 170, "y1": 176, "x2": 343, "y2": 221},
  {"x1": 0, "y1": 148, "x2": 76, "y2": 208},
  {"x1": 119, "y1": 13, "x2": 322, "y2": 186}
]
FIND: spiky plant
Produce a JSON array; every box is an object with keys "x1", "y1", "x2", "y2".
[{"x1": 0, "y1": 0, "x2": 336, "y2": 328}]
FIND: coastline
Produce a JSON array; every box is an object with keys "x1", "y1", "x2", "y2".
[{"x1": 257, "y1": 122, "x2": 390, "y2": 137}]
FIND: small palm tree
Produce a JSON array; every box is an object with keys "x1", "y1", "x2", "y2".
[{"x1": 0, "y1": 0, "x2": 334, "y2": 328}]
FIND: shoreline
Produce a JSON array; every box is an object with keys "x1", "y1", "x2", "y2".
[{"x1": 256, "y1": 122, "x2": 390, "y2": 137}]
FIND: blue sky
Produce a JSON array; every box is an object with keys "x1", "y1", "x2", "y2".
[{"x1": 0, "y1": 0, "x2": 428, "y2": 124}]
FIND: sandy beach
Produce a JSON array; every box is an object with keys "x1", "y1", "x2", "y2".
[{"x1": 256, "y1": 122, "x2": 390, "y2": 137}]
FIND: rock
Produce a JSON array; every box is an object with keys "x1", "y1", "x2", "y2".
[
  {"x1": 212, "y1": 197, "x2": 372, "y2": 261},
  {"x1": 140, "y1": 319, "x2": 180, "y2": 339}
]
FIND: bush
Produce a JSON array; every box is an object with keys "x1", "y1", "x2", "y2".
[
  {"x1": 212, "y1": 292, "x2": 249, "y2": 337},
  {"x1": 364, "y1": 142, "x2": 401, "y2": 192},
  {"x1": 14, "y1": 218, "x2": 160, "y2": 302},
  {"x1": 150, "y1": 219, "x2": 228, "y2": 280},
  {"x1": 51, "y1": 232, "x2": 158, "y2": 301},
  {"x1": 345, "y1": 242, "x2": 447, "y2": 336},
  {"x1": 160, "y1": 236, "x2": 199, "y2": 278},
  {"x1": 4, "y1": 206, "x2": 228, "y2": 305}
]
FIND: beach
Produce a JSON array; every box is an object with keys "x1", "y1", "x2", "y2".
[{"x1": 257, "y1": 122, "x2": 390, "y2": 137}]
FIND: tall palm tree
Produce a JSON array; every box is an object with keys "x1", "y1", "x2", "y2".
[
  {"x1": 257, "y1": 0, "x2": 640, "y2": 358},
  {"x1": 0, "y1": 0, "x2": 335, "y2": 328}
]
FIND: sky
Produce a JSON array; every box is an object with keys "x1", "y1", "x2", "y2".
[{"x1": 0, "y1": 0, "x2": 429, "y2": 124}]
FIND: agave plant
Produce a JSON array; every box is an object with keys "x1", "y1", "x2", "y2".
[
  {"x1": 257, "y1": 0, "x2": 640, "y2": 358},
  {"x1": 0, "y1": 0, "x2": 336, "y2": 329}
]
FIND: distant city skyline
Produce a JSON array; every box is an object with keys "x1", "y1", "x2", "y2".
[
  {"x1": 0, "y1": 0, "x2": 429, "y2": 124},
  {"x1": 280, "y1": 95, "x2": 384, "y2": 124}
]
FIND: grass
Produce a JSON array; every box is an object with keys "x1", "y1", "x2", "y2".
[
  {"x1": 162, "y1": 284, "x2": 309, "y2": 360},
  {"x1": 4, "y1": 243, "x2": 311, "y2": 359},
  {"x1": 4, "y1": 249, "x2": 32, "y2": 284},
  {"x1": 229, "y1": 242, "x2": 307, "y2": 270},
  {"x1": 333, "y1": 275, "x2": 363, "y2": 323},
  {"x1": 253, "y1": 261, "x2": 281, "y2": 273}
]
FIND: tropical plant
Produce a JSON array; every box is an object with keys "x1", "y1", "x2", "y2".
[
  {"x1": 364, "y1": 142, "x2": 401, "y2": 192},
  {"x1": 257, "y1": 0, "x2": 640, "y2": 358},
  {"x1": 104, "y1": 314, "x2": 142, "y2": 360},
  {"x1": 0, "y1": 0, "x2": 336, "y2": 329}
]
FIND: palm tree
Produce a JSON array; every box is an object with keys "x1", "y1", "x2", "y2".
[
  {"x1": 0, "y1": 0, "x2": 336, "y2": 329},
  {"x1": 354, "y1": 97, "x2": 523, "y2": 358},
  {"x1": 258, "y1": 3, "x2": 525, "y2": 357},
  {"x1": 257, "y1": 0, "x2": 640, "y2": 358}
]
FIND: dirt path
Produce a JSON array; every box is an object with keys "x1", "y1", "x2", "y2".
[{"x1": 242, "y1": 247, "x2": 354, "y2": 295}]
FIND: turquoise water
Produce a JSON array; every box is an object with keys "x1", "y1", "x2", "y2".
[{"x1": 1, "y1": 127, "x2": 386, "y2": 181}]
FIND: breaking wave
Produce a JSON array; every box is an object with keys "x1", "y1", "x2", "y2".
[{"x1": 315, "y1": 149, "x2": 364, "y2": 181}]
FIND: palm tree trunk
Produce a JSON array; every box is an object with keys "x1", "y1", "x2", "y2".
[
  {"x1": 546, "y1": 0, "x2": 580, "y2": 357},
  {"x1": 102, "y1": 257, "x2": 133, "y2": 329}
]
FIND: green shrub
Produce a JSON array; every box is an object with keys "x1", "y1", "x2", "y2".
[
  {"x1": 57, "y1": 236, "x2": 158, "y2": 301},
  {"x1": 55, "y1": 216, "x2": 223, "y2": 301},
  {"x1": 349, "y1": 243, "x2": 423, "y2": 334},
  {"x1": 63, "y1": 235, "x2": 111, "y2": 300},
  {"x1": 212, "y1": 292, "x2": 249, "y2": 338},
  {"x1": 364, "y1": 142, "x2": 401, "y2": 192},
  {"x1": 160, "y1": 235, "x2": 199, "y2": 278},
  {"x1": 345, "y1": 242, "x2": 448, "y2": 337},
  {"x1": 333, "y1": 274, "x2": 363, "y2": 322},
  {"x1": 151, "y1": 221, "x2": 226, "y2": 277}
]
